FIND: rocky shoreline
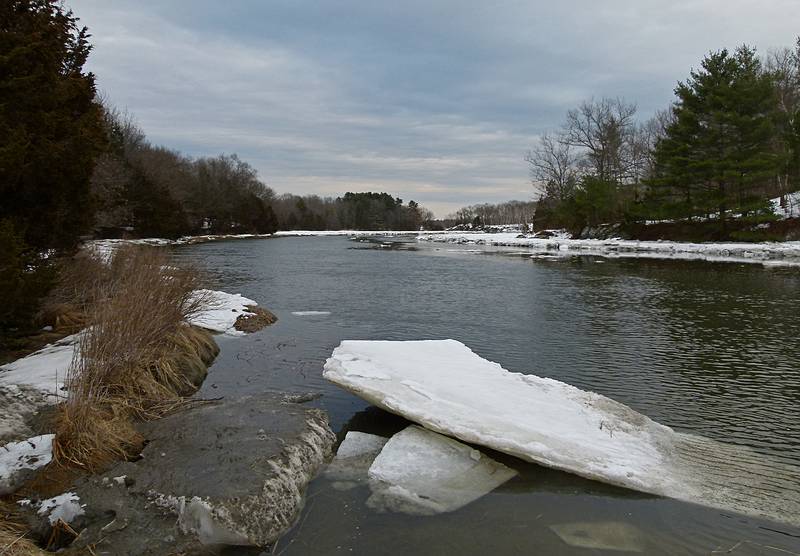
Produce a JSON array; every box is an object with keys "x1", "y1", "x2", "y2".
[{"x1": 0, "y1": 290, "x2": 334, "y2": 554}]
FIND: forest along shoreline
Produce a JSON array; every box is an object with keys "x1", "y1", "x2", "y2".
[{"x1": 0, "y1": 243, "x2": 336, "y2": 554}]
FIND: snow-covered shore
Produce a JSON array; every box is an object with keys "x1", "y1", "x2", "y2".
[
  {"x1": 87, "y1": 230, "x2": 449, "y2": 261},
  {"x1": 274, "y1": 230, "x2": 446, "y2": 237},
  {"x1": 417, "y1": 232, "x2": 800, "y2": 267}
]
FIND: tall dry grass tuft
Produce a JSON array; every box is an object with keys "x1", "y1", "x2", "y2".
[
  {"x1": 53, "y1": 247, "x2": 215, "y2": 470},
  {"x1": 0, "y1": 501, "x2": 45, "y2": 556},
  {"x1": 38, "y1": 252, "x2": 111, "y2": 333}
]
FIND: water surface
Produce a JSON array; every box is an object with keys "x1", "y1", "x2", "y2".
[{"x1": 174, "y1": 236, "x2": 800, "y2": 555}]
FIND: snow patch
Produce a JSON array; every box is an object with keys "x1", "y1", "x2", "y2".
[
  {"x1": 291, "y1": 311, "x2": 331, "y2": 316},
  {"x1": 37, "y1": 492, "x2": 85, "y2": 524},
  {"x1": 0, "y1": 334, "x2": 77, "y2": 397},
  {"x1": 188, "y1": 289, "x2": 258, "y2": 336},
  {"x1": 0, "y1": 434, "x2": 54, "y2": 494},
  {"x1": 366, "y1": 425, "x2": 517, "y2": 515},
  {"x1": 770, "y1": 191, "x2": 800, "y2": 219}
]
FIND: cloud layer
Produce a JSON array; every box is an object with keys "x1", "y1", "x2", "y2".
[{"x1": 70, "y1": 0, "x2": 798, "y2": 216}]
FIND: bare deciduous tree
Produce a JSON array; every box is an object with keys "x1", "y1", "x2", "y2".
[
  {"x1": 562, "y1": 97, "x2": 638, "y2": 183},
  {"x1": 525, "y1": 132, "x2": 578, "y2": 200},
  {"x1": 765, "y1": 40, "x2": 800, "y2": 195}
]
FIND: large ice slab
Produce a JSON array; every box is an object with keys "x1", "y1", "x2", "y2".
[
  {"x1": 366, "y1": 425, "x2": 517, "y2": 515},
  {"x1": 323, "y1": 340, "x2": 800, "y2": 526}
]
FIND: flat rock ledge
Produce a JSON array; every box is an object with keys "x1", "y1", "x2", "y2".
[{"x1": 67, "y1": 394, "x2": 335, "y2": 554}]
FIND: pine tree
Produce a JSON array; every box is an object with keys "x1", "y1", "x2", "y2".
[
  {"x1": 0, "y1": 0, "x2": 106, "y2": 251},
  {"x1": 648, "y1": 47, "x2": 782, "y2": 230}
]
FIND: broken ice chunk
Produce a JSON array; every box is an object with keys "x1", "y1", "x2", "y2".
[
  {"x1": 366, "y1": 425, "x2": 517, "y2": 515},
  {"x1": 324, "y1": 431, "x2": 388, "y2": 490}
]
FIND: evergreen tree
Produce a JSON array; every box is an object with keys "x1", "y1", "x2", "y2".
[
  {"x1": 0, "y1": 0, "x2": 105, "y2": 250},
  {"x1": 648, "y1": 47, "x2": 782, "y2": 230}
]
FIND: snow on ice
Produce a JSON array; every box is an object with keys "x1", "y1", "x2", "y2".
[
  {"x1": 323, "y1": 339, "x2": 800, "y2": 526},
  {"x1": 366, "y1": 425, "x2": 516, "y2": 516},
  {"x1": 291, "y1": 311, "x2": 332, "y2": 316}
]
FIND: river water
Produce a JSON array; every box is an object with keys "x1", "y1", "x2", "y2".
[{"x1": 174, "y1": 236, "x2": 800, "y2": 555}]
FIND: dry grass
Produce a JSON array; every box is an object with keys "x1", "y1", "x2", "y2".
[
  {"x1": 38, "y1": 252, "x2": 111, "y2": 333},
  {"x1": 52, "y1": 247, "x2": 217, "y2": 471},
  {"x1": 0, "y1": 501, "x2": 45, "y2": 556}
]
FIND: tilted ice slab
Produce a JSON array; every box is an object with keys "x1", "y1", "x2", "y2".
[
  {"x1": 323, "y1": 340, "x2": 800, "y2": 526},
  {"x1": 366, "y1": 425, "x2": 517, "y2": 516}
]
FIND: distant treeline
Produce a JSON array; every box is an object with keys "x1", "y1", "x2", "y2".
[
  {"x1": 444, "y1": 200, "x2": 537, "y2": 228},
  {"x1": 525, "y1": 42, "x2": 800, "y2": 237},
  {"x1": 272, "y1": 192, "x2": 436, "y2": 231},
  {"x1": 92, "y1": 106, "x2": 279, "y2": 238}
]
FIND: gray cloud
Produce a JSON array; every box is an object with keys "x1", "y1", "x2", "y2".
[{"x1": 69, "y1": 0, "x2": 798, "y2": 216}]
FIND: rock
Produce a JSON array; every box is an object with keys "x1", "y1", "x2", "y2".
[
  {"x1": 70, "y1": 394, "x2": 335, "y2": 554},
  {"x1": 366, "y1": 425, "x2": 517, "y2": 515},
  {"x1": 549, "y1": 521, "x2": 646, "y2": 552},
  {"x1": 234, "y1": 305, "x2": 278, "y2": 333}
]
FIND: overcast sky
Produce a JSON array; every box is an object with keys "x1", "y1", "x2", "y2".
[{"x1": 69, "y1": 1, "x2": 798, "y2": 217}]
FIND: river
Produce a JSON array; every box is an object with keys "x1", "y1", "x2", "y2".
[{"x1": 173, "y1": 235, "x2": 800, "y2": 555}]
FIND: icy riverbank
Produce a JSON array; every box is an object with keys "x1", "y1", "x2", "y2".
[
  {"x1": 417, "y1": 232, "x2": 800, "y2": 266},
  {"x1": 324, "y1": 339, "x2": 800, "y2": 527}
]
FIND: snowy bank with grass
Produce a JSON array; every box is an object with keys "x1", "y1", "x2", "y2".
[
  {"x1": 324, "y1": 339, "x2": 800, "y2": 526},
  {"x1": 418, "y1": 232, "x2": 800, "y2": 266},
  {"x1": 0, "y1": 289, "x2": 266, "y2": 446}
]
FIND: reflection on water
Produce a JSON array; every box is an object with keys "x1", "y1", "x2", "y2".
[{"x1": 173, "y1": 236, "x2": 800, "y2": 554}]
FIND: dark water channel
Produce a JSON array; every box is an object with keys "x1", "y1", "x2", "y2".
[{"x1": 173, "y1": 236, "x2": 800, "y2": 555}]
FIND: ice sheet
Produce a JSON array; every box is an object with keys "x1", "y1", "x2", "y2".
[{"x1": 324, "y1": 339, "x2": 800, "y2": 526}]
